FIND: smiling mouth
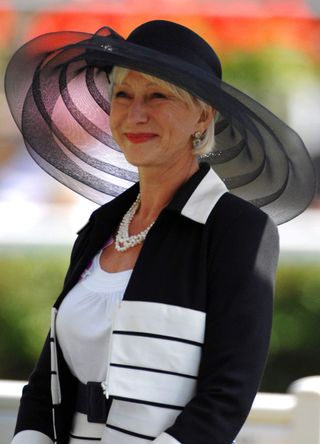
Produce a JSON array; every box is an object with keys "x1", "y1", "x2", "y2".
[{"x1": 125, "y1": 133, "x2": 157, "y2": 143}]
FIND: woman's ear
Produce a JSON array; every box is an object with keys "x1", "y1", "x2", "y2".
[{"x1": 197, "y1": 107, "x2": 215, "y2": 132}]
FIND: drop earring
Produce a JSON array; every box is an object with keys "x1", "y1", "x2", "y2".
[{"x1": 192, "y1": 131, "x2": 202, "y2": 150}]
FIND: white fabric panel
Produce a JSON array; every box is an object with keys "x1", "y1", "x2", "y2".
[
  {"x1": 181, "y1": 167, "x2": 227, "y2": 224},
  {"x1": 153, "y1": 432, "x2": 182, "y2": 444},
  {"x1": 50, "y1": 308, "x2": 61, "y2": 405},
  {"x1": 103, "y1": 426, "x2": 152, "y2": 444},
  {"x1": 11, "y1": 430, "x2": 54, "y2": 444},
  {"x1": 114, "y1": 301, "x2": 206, "y2": 344},
  {"x1": 69, "y1": 412, "x2": 104, "y2": 443},
  {"x1": 56, "y1": 251, "x2": 130, "y2": 384},
  {"x1": 109, "y1": 366, "x2": 197, "y2": 406},
  {"x1": 107, "y1": 399, "x2": 180, "y2": 437},
  {"x1": 111, "y1": 334, "x2": 201, "y2": 376}
]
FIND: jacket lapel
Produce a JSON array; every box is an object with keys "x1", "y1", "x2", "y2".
[{"x1": 54, "y1": 183, "x2": 140, "y2": 308}]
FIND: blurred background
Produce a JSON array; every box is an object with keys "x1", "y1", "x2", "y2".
[{"x1": 0, "y1": 0, "x2": 320, "y2": 394}]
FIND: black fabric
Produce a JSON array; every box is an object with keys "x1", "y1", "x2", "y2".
[
  {"x1": 14, "y1": 334, "x2": 55, "y2": 440},
  {"x1": 4, "y1": 20, "x2": 316, "y2": 224},
  {"x1": 14, "y1": 333, "x2": 77, "y2": 444},
  {"x1": 76, "y1": 381, "x2": 111, "y2": 423},
  {"x1": 127, "y1": 21, "x2": 222, "y2": 79}
]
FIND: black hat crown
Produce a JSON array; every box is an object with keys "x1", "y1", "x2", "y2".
[{"x1": 127, "y1": 20, "x2": 222, "y2": 79}]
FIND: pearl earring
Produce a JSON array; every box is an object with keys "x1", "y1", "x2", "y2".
[{"x1": 192, "y1": 131, "x2": 202, "y2": 150}]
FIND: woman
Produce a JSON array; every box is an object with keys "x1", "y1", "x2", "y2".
[{"x1": 5, "y1": 20, "x2": 315, "y2": 444}]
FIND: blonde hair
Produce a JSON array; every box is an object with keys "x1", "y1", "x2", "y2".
[{"x1": 108, "y1": 67, "x2": 215, "y2": 156}]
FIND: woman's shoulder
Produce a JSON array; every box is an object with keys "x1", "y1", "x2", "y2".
[
  {"x1": 210, "y1": 192, "x2": 276, "y2": 227},
  {"x1": 205, "y1": 192, "x2": 279, "y2": 250}
]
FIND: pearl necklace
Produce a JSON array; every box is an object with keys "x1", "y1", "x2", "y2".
[{"x1": 115, "y1": 193, "x2": 155, "y2": 252}]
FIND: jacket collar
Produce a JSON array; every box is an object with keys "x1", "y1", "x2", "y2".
[
  {"x1": 91, "y1": 162, "x2": 228, "y2": 226},
  {"x1": 166, "y1": 162, "x2": 228, "y2": 224}
]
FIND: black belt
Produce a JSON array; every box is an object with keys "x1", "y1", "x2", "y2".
[{"x1": 75, "y1": 381, "x2": 111, "y2": 423}]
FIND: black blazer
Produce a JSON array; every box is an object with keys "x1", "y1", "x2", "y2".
[{"x1": 14, "y1": 163, "x2": 279, "y2": 444}]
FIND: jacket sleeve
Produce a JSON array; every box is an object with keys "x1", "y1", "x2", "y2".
[
  {"x1": 154, "y1": 209, "x2": 279, "y2": 444},
  {"x1": 13, "y1": 333, "x2": 55, "y2": 441}
]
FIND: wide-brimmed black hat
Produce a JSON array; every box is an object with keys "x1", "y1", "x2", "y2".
[{"x1": 4, "y1": 20, "x2": 316, "y2": 224}]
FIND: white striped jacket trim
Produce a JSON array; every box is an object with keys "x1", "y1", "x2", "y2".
[
  {"x1": 50, "y1": 308, "x2": 61, "y2": 406},
  {"x1": 153, "y1": 432, "x2": 181, "y2": 444},
  {"x1": 11, "y1": 430, "x2": 54, "y2": 444},
  {"x1": 106, "y1": 301, "x2": 206, "y2": 408},
  {"x1": 107, "y1": 399, "x2": 180, "y2": 438},
  {"x1": 102, "y1": 301, "x2": 206, "y2": 441}
]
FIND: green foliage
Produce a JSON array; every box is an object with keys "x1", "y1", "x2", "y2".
[
  {"x1": 222, "y1": 47, "x2": 320, "y2": 121},
  {"x1": 0, "y1": 250, "x2": 69, "y2": 379},
  {"x1": 1, "y1": 251, "x2": 320, "y2": 393},
  {"x1": 223, "y1": 46, "x2": 320, "y2": 91},
  {"x1": 262, "y1": 264, "x2": 320, "y2": 392},
  {"x1": 0, "y1": 47, "x2": 10, "y2": 72}
]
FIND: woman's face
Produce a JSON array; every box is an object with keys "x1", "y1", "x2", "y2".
[{"x1": 109, "y1": 70, "x2": 205, "y2": 169}]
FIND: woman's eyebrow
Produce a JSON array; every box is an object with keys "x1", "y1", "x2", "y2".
[{"x1": 115, "y1": 81, "x2": 164, "y2": 88}]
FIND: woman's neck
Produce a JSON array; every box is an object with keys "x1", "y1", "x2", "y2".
[{"x1": 136, "y1": 157, "x2": 199, "y2": 221}]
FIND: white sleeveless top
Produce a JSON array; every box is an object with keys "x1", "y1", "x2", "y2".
[{"x1": 56, "y1": 249, "x2": 132, "y2": 384}]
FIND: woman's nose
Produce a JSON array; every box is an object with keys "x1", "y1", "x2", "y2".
[{"x1": 127, "y1": 98, "x2": 148, "y2": 123}]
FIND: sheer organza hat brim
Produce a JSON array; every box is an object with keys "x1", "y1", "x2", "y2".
[{"x1": 4, "y1": 24, "x2": 316, "y2": 224}]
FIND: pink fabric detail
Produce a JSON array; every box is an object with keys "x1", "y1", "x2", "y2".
[{"x1": 103, "y1": 236, "x2": 114, "y2": 249}]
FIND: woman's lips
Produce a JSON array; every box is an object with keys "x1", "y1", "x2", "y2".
[{"x1": 125, "y1": 133, "x2": 157, "y2": 143}]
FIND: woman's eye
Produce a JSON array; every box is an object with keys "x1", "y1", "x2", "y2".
[
  {"x1": 151, "y1": 92, "x2": 167, "y2": 99},
  {"x1": 114, "y1": 91, "x2": 130, "y2": 98}
]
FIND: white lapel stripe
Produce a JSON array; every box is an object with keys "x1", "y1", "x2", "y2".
[{"x1": 181, "y1": 167, "x2": 228, "y2": 224}]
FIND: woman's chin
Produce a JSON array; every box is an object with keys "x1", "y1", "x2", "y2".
[
  {"x1": 121, "y1": 146, "x2": 161, "y2": 169},
  {"x1": 124, "y1": 157, "x2": 160, "y2": 169}
]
